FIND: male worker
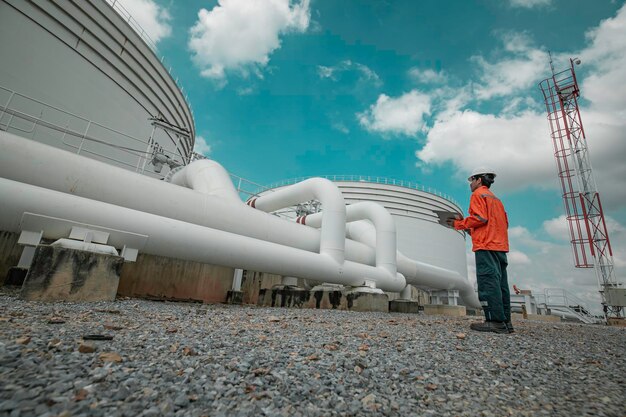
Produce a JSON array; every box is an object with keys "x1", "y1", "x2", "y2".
[{"x1": 448, "y1": 168, "x2": 512, "y2": 334}]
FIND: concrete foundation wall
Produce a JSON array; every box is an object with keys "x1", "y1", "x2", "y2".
[
  {"x1": 118, "y1": 254, "x2": 284, "y2": 304},
  {"x1": 240, "y1": 270, "x2": 283, "y2": 305},
  {"x1": 0, "y1": 231, "x2": 22, "y2": 285},
  {"x1": 118, "y1": 253, "x2": 236, "y2": 303}
]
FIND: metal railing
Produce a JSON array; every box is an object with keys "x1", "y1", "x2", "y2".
[
  {"x1": 257, "y1": 175, "x2": 461, "y2": 208},
  {"x1": 0, "y1": 85, "x2": 183, "y2": 178},
  {"x1": 537, "y1": 288, "x2": 601, "y2": 324},
  {"x1": 104, "y1": 0, "x2": 194, "y2": 123}
]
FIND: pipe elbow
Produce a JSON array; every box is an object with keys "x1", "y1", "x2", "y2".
[
  {"x1": 346, "y1": 202, "x2": 395, "y2": 234},
  {"x1": 380, "y1": 271, "x2": 406, "y2": 293},
  {"x1": 301, "y1": 178, "x2": 345, "y2": 213},
  {"x1": 169, "y1": 160, "x2": 240, "y2": 204},
  {"x1": 253, "y1": 177, "x2": 345, "y2": 214}
]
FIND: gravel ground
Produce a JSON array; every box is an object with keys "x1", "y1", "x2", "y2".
[{"x1": 1, "y1": 288, "x2": 625, "y2": 417}]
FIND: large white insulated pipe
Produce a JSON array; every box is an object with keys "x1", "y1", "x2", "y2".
[
  {"x1": 0, "y1": 178, "x2": 405, "y2": 291},
  {"x1": 247, "y1": 178, "x2": 346, "y2": 264},
  {"x1": 301, "y1": 202, "x2": 397, "y2": 277},
  {"x1": 169, "y1": 159, "x2": 241, "y2": 205}
]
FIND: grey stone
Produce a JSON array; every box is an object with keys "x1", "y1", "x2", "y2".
[{"x1": 173, "y1": 394, "x2": 189, "y2": 408}]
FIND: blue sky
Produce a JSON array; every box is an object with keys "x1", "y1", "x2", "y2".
[{"x1": 119, "y1": 0, "x2": 626, "y2": 313}]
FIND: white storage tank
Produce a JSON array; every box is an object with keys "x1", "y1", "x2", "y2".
[{"x1": 0, "y1": 0, "x2": 194, "y2": 177}]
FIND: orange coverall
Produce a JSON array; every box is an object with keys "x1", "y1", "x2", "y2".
[
  {"x1": 453, "y1": 186, "x2": 509, "y2": 252},
  {"x1": 454, "y1": 185, "x2": 510, "y2": 322}
]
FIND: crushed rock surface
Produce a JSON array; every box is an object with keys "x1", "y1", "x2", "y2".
[{"x1": 1, "y1": 287, "x2": 625, "y2": 417}]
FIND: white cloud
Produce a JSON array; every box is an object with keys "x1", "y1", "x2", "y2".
[
  {"x1": 509, "y1": 0, "x2": 552, "y2": 8},
  {"x1": 316, "y1": 60, "x2": 381, "y2": 86},
  {"x1": 237, "y1": 87, "x2": 255, "y2": 96},
  {"x1": 193, "y1": 135, "x2": 212, "y2": 155},
  {"x1": 508, "y1": 250, "x2": 531, "y2": 265},
  {"x1": 357, "y1": 90, "x2": 431, "y2": 137},
  {"x1": 332, "y1": 122, "x2": 349, "y2": 134},
  {"x1": 354, "y1": 63, "x2": 381, "y2": 84},
  {"x1": 416, "y1": 110, "x2": 555, "y2": 191},
  {"x1": 317, "y1": 65, "x2": 335, "y2": 79},
  {"x1": 543, "y1": 215, "x2": 569, "y2": 241},
  {"x1": 115, "y1": 0, "x2": 172, "y2": 44},
  {"x1": 509, "y1": 226, "x2": 531, "y2": 239},
  {"x1": 605, "y1": 216, "x2": 626, "y2": 235},
  {"x1": 408, "y1": 68, "x2": 447, "y2": 84},
  {"x1": 188, "y1": 0, "x2": 310, "y2": 80},
  {"x1": 579, "y1": 6, "x2": 626, "y2": 115},
  {"x1": 558, "y1": 5, "x2": 626, "y2": 209},
  {"x1": 471, "y1": 33, "x2": 548, "y2": 100}
]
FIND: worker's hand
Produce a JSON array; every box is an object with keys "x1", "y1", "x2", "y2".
[{"x1": 446, "y1": 214, "x2": 462, "y2": 227}]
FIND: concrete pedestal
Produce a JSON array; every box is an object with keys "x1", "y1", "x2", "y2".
[
  {"x1": 389, "y1": 299, "x2": 420, "y2": 314},
  {"x1": 343, "y1": 290, "x2": 388, "y2": 312},
  {"x1": 21, "y1": 245, "x2": 123, "y2": 302},
  {"x1": 607, "y1": 318, "x2": 626, "y2": 327},
  {"x1": 423, "y1": 304, "x2": 466, "y2": 317}
]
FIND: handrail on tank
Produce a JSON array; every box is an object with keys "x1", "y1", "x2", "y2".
[
  {"x1": 256, "y1": 175, "x2": 461, "y2": 209},
  {"x1": 0, "y1": 85, "x2": 184, "y2": 177}
]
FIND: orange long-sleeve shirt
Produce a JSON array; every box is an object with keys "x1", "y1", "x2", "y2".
[{"x1": 454, "y1": 186, "x2": 509, "y2": 252}]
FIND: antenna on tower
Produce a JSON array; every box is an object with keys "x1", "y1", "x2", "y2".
[{"x1": 548, "y1": 50, "x2": 555, "y2": 76}]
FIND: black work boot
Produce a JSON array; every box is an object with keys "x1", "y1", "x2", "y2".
[
  {"x1": 469, "y1": 321, "x2": 509, "y2": 334},
  {"x1": 505, "y1": 321, "x2": 515, "y2": 333}
]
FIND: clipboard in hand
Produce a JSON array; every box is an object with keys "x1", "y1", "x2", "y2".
[{"x1": 432, "y1": 210, "x2": 461, "y2": 229}]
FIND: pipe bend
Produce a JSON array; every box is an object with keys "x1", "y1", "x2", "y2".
[
  {"x1": 345, "y1": 202, "x2": 395, "y2": 233},
  {"x1": 252, "y1": 177, "x2": 346, "y2": 264},
  {"x1": 253, "y1": 177, "x2": 345, "y2": 214},
  {"x1": 169, "y1": 159, "x2": 241, "y2": 204}
]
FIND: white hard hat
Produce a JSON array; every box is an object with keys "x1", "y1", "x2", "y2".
[{"x1": 468, "y1": 167, "x2": 496, "y2": 181}]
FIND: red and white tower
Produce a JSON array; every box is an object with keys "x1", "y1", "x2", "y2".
[{"x1": 539, "y1": 56, "x2": 624, "y2": 320}]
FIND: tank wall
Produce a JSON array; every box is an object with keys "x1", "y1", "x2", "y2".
[
  {"x1": 0, "y1": 0, "x2": 194, "y2": 175},
  {"x1": 394, "y1": 216, "x2": 467, "y2": 278}
]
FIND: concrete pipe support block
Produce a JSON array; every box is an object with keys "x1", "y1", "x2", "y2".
[{"x1": 21, "y1": 245, "x2": 123, "y2": 302}]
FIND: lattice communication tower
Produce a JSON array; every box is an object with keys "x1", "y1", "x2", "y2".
[{"x1": 539, "y1": 57, "x2": 624, "y2": 320}]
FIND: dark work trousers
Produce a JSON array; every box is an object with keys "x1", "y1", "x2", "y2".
[{"x1": 475, "y1": 250, "x2": 510, "y2": 322}]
